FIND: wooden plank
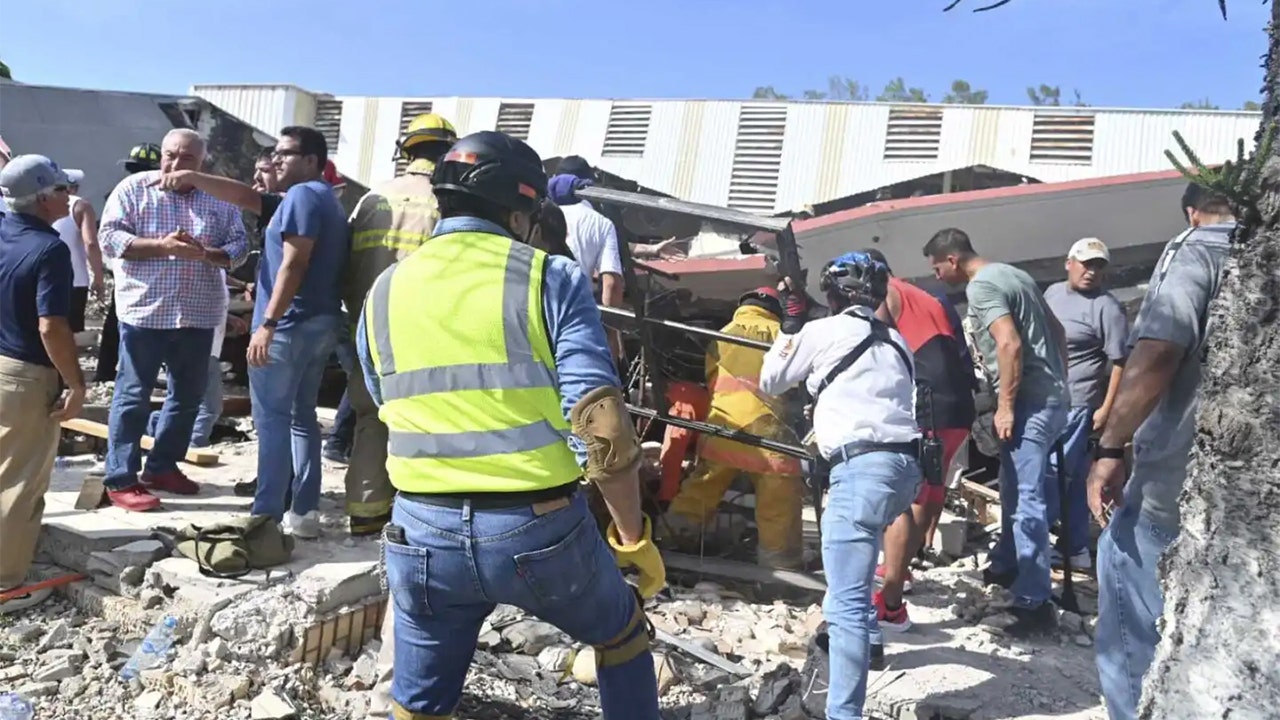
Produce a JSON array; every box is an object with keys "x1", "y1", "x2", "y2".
[
  {"x1": 662, "y1": 550, "x2": 827, "y2": 592},
  {"x1": 60, "y1": 418, "x2": 220, "y2": 466}
]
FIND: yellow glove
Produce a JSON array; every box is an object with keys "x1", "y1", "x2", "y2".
[{"x1": 607, "y1": 517, "x2": 667, "y2": 599}]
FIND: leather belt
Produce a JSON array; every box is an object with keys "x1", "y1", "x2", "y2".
[
  {"x1": 831, "y1": 439, "x2": 920, "y2": 465},
  {"x1": 399, "y1": 479, "x2": 581, "y2": 510}
]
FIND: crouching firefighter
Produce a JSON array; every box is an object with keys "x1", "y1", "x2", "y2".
[
  {"x1": 759, "y1": 253, "x2": 922, "y2": 720},
  {"x1": 356, "y1": 130, "x2": 665, "y2": 720}
]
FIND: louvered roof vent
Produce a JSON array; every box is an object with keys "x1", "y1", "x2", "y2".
[
  {"x1": 883, "y1": 107, "x2": 943, "y2": 161},
  {"x1": 727, "y1": 104, "x2": 788, "y2": 214},
  {"x1": 1030, "y1": 111, "x2": 1095, "y2": 164},
  {"x1": 395, "y1": 100, "x2": 434, "y2": 175},
  {"x1": 314, "y1": 99, "x2": 343, "y2": 157},
  {"x1": 496, "y1": 102, "x2": 535, "y2": 140},
  {"x1": 602, "y1": 102, "x2": 652, "y2": 158}
]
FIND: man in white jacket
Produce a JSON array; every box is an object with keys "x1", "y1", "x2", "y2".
[{"x1": 759, "y1": 252, "x2": 921, "y2": 720}]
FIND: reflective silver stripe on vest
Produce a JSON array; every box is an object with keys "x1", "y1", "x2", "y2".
[
  {"x1": 388, "y1": 420, "x2": 570, "y2": 459},
  {"x1": 372, "y1": 241, "x2": 554, "y2": 400}
]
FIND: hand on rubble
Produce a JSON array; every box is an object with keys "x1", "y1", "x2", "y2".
[
  {"x1": 607, "y1": 517, "x2": 667, "y2": 599},
  {"x1": 1087, "y1": 458, "x2": 1126, "y2": 528},
  {"x1": 50, "y1": 384, "x2": 85, "y2": 422}
]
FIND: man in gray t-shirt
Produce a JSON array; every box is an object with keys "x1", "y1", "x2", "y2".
[
  {"x1": 1089, "y1": 187, "x2": 1233, "y2": 720},
  {"x1": 1043, "y1": 237, "x2": 1129, "y2": 568},
  {"x1": 924, "y1": 228, "x2": 1069, "y2": 636}
]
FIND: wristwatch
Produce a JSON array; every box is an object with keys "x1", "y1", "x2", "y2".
[
  {"x1": 1094, "y1": 444, "x2": 1126, "y2": 460},
  {"x1": 262, "y1": 318, "x2": 279, "y2": 330}
]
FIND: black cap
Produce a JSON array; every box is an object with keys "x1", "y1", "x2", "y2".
[{"x1": 557, "y1": 155, "x2": 593, "y2": 180}]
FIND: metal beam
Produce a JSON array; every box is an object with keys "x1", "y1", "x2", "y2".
[
  {"x1": 599, "y1": 305, "x2": 773, "y2": 351},
  {"x1": 577, "y1": 185, "x2": 791, "y2": 234},
  {"x1": 625, "y1": 404, "x2": 810, "y2": 459}
]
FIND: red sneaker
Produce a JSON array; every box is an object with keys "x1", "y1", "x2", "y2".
[
  {"x1": 106, "y1": 485, "x2": 161, "y2": 512},
  {"x1": 141, "y1": 469, "x2": 200, "y2": 496},
  {"x1": 874, "y1": 564, "x2": 914, "y2": 594},
  {"x1": 873, "y1": 589, "x2": 913, "y2": 633}
]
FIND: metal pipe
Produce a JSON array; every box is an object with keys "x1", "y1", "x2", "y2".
[
  {"x1": 599, "y1": 305, "x2": 773, "y2": 351},
  {"x1": 626, "y1": 404, "x2": 811, "y2": 459}
]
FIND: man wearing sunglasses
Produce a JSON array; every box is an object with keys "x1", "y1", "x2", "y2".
[{"x1": 0, "y1": 155, "x2": 85, "y2": 614}]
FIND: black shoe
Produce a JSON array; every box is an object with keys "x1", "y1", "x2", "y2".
[
  {"x1": 322, "y1": 444, "x2": 350, "y2": 463},
  {"x1": 1006, "y1": 602, "x2": 1058, "y2": 638},
  {"x1": 869, "y1": 642, "x2": 885, "y2": 671},
  {"x1": 982, "y1": 566, "x2": 1017, "y2": 589}
]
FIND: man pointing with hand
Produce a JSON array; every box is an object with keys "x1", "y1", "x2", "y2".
[{"x1": 98, "y1": 129, "x2": 248, "y2": 512}]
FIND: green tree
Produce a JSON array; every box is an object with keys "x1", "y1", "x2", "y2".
[
  {"x1": 825, "y1": 76, "x2": 869, "y2": 102},
  {"x1": 1181, "y1": 98, "x2": 1221, "y2": 109},
  {"x1": 751, "y1": 86, "x2": 789, "y2": 100},
  {"x1": 950, "y1": 0, "x2": 1280, "y2": 717},
  {"x1": 1243, "y1": 100, "x2": 1262, "y2": 110},
  {"x1": 941, "y1": 79, "x2": 989, "y2": 104},
  {"x1": 0, "y1": 60, "x2": 10, "y2": 81},
  {"x1": 877, "y1": 77, "x2": 929, "y2": 103},
  {"x1": 1027, "y1": 84, "x2": 1088, "y2": 107}
]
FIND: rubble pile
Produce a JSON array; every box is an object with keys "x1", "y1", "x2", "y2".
[{"x1": 0, "y1": 549, "x2": 1107, "y2": 720}]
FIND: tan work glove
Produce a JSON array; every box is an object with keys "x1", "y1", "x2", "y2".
[{"x1": 606, "y1": 517, "x2": 667, "y2": 599}]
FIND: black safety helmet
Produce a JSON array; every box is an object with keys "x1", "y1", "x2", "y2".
[
  {"x1": 819, "y1": 251, "x2": 891, "y2": 309},
  {"x1": 431, "y1": 131, "x2": 548, "y2": 214},
  {"x1": 121, "y1": 143, "x2": 162, "y2": 174}
]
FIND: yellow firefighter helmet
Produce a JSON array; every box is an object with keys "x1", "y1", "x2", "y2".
[{"x1": 395, "y1": 113, "x2": 458, "y2": 160}]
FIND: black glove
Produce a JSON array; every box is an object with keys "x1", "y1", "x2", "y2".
[{"x1": 779, "y1": 282, "x2": 810, "y2": 335}]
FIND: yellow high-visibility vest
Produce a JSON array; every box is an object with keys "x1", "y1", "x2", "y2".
[{"x1": 361, "y1": 230, "x2": 581, "y2": 493}]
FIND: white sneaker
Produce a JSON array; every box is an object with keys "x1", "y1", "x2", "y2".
[{"x1": 283, "y1": 511, "x2": 321, "y2": 540}]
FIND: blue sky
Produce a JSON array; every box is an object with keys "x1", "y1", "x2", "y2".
[{"x1": 5, "y1": 0, "x2": 1270, "y2": 109}]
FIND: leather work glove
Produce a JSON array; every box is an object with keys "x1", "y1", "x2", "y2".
[
  {"x1": 777, "y1": 278, "x2": 809, "y2": 335},
  {"x1": 607, "y1": 517, "x2": 667, "y2": 599}
]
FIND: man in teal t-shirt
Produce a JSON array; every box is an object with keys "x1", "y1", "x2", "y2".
[{"x1": 924, "y1": 227, "x2": 1068, "y2": 636}]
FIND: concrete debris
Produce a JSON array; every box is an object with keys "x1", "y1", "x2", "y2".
[{"x1": 3, "y1": 505, "x2": 1110, "y2": 719}]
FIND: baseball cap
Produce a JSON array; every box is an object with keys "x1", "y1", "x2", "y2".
[
  {"x1": 1068, "y1": 237, "x2": 1110, "y2": 263},
  {"x1": 0, "y1": 154, "x2": 70, "y2": 203},
  {"x1": 64, "y1": 169, "x2": 85, "y2": 185}
]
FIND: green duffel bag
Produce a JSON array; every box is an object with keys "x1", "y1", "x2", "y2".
[{"x1": 175, "y1": 515, "x2": 295, "y2": 579}]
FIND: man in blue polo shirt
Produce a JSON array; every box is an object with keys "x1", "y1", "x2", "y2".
[{"x1": 0, "y1": 155, "x2": 87, "y2": 615}]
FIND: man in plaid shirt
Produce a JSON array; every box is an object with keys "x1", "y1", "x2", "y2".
[{"x1": 99, "y1": 129, "x2": 249, "y2": 512}]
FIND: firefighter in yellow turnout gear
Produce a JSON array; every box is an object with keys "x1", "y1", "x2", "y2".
[
  {"x1": 343, "y1": 113, "x2": 457, "y2": 536},
  {"x1": 665, "y1": 287, "x2": 805, "y2": 569},
  {"x1": 357, "y1": 131, "x2": 664, "y2": 719}
]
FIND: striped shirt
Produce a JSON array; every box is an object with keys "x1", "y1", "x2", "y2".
[{"x1": 100, "y1": 171, "x2": 248, "y2": 329}]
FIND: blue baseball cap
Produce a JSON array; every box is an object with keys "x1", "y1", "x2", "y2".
[{"x1": 0, "y1": 154, "x2": 70, "y2": 204}]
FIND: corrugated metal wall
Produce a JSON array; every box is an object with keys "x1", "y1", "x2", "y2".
[{"x1": 191, "y1": 85, "x2": 1262, "y2": 214}]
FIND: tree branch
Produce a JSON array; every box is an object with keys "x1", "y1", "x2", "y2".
[{"x1": 944, "y1": 0, "x2": 1229, "y2": 18}]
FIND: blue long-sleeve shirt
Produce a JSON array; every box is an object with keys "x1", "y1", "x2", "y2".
[{"x1": 356, "y1": 215, "x2": 620, "y2": 467}]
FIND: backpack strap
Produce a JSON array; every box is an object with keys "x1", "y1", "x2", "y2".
[{"x1": 813, "y1": 311, "x2": 913, "y2": 403}]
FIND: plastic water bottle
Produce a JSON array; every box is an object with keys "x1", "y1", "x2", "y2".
[
  {"x1": 0, "y1": 693, "x2": 34, "y2": 720},
  {"x1": 120, "y1": 615, "x2": 179, "y2": 680}
]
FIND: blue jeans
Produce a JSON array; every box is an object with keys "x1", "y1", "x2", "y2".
[
  {"x1": 1096, "y1": 505, "x2": 1176, "y2": 720},
  {"x1": 385, "y1": 492, "x2": 660, "y2": 718},
  {"x1": 1045, "y1": 405, "x2": 1093, "y2": 556},
  {"x1": 147, "y1": 356, "x2": 222, "y2": 449},
  {"x1": 821, "y1": 450, "x2": 920, "y2": 720},
  {"x1": 988, "y1": 399, "x2": 1067, "y2": 608},
  {"x1": 248, "y1": 314, "x2": 340, "y2": 519},
  {"x1": 105, "y1": 324, "x2": 215, "y2": 489}
]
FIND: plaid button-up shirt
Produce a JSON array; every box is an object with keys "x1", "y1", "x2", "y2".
[{"x1": 100, "y1": 171, "x2": 248, "y2": 329}]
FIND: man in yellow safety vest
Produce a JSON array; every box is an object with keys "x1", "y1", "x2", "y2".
[
  {"x1": 357, "y1": 130, "x2": 665, "y2": 719},
  {"x1": 343, "y1": 112, "x2": 457, "y2": 536}
]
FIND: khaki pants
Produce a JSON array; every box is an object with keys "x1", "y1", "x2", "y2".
[
  {"x1": 343, "y1": 361, "x2": 394, "y2": 532},
  {"x1": 0, "y1": 356, "x2": 61, "y2": 590}
]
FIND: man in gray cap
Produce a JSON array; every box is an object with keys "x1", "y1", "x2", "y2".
[{"x1": 0, "y1": 155, "x2": 86, "y2": 615}]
